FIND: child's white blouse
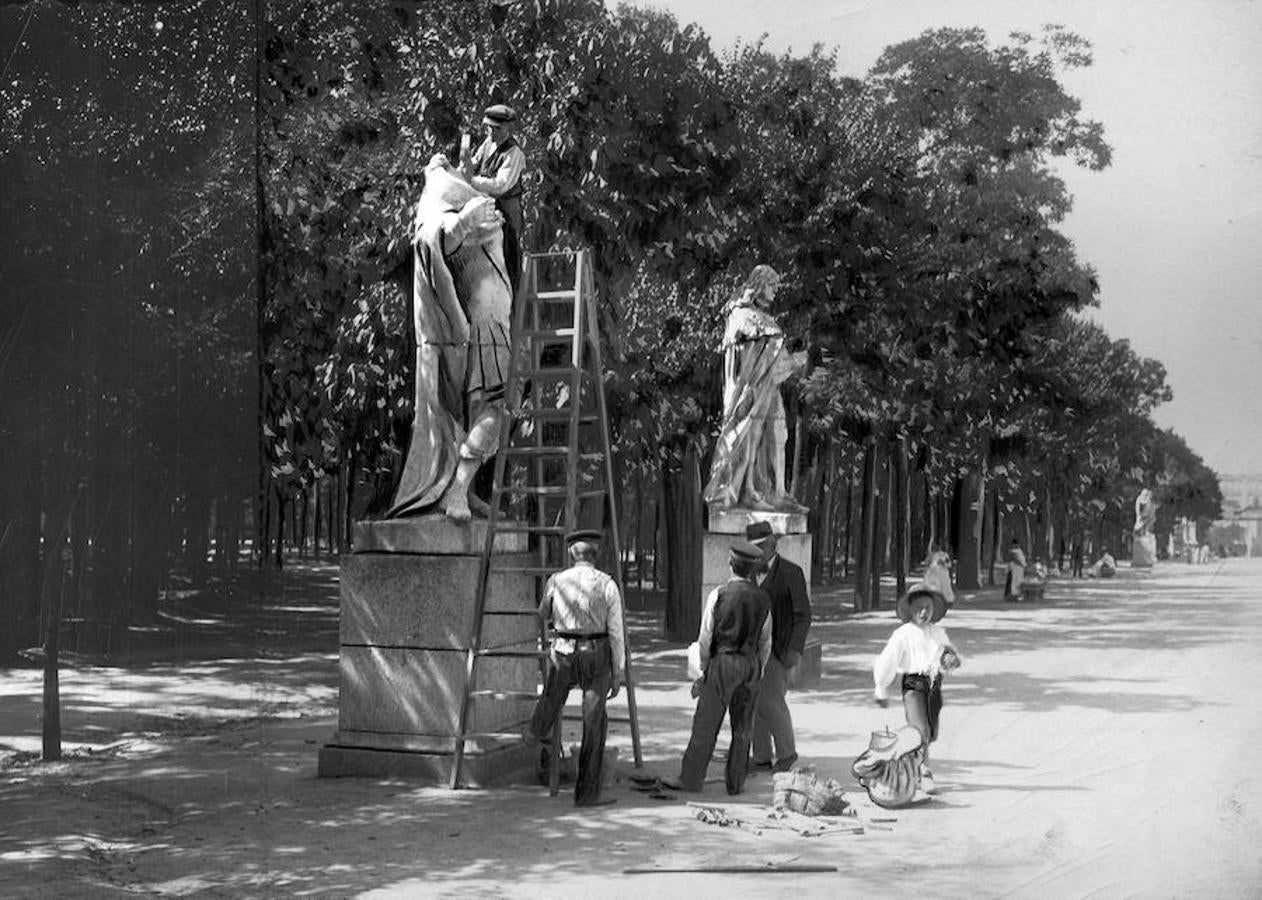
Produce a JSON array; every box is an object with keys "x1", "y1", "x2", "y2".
[{"x1": 873, "y1": 622, "x2": 954, "y2": 700}]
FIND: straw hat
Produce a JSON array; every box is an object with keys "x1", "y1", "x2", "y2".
[{"x1": 895, "y1": 581, "x2": 948, "y2": 624}]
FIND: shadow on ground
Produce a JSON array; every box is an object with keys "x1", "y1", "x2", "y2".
[{"x1": 2, "y1": 557, "x2": 1258, "y2": 896}]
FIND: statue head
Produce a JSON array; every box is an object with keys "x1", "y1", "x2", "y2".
[{"x1": 744, "y1": 264, "x2": 781, "y2": 305}]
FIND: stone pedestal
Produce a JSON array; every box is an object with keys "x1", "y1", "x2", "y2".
[
  {"x1": 318, "y1": 517, "x2": 540, "y2": 786},
  {"x1": 702, "y1": 505, "x2": 813, "y2": 620},
  {"x1": 1132, "y1": 533, "x2": 1157, "y2": 568}
]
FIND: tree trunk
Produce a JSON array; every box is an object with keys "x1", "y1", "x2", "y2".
[
  {"x1": 853, "y1": 438, "x2": 879, "y2": 612},
  {"x1": 893, "y1": 435, "x2": 909, "y2": 596},
  {"x1": 954, "y1": 466, "x2": 986, "y2": 591},
  {"x1": 841, "y1": 476, "x2": 853, "y2": 580},
  {"x1": 817, "y1": 443, "x2": 835, "y2": 577},
  {"x1": 662, "y1": 445, "x2": 704, "y2": 643},
  {"x1": 41, "y1": 489, "x2": 80, "y2": 761}
]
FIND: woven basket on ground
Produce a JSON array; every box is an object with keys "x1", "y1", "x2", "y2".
[{"x1": 771, "y1": 770, "x2": 849, "y2": 816}]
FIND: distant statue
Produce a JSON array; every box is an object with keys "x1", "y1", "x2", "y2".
[
  {"x1": 1133, "y1": 488, "x2": 1156, "y2": 536},
  {"x1": 922, "y1": 550, "x2": 955, "y2": 606},
  {"x1": 386, "y1": 155, "x2": 513, "y2": 522},
  {"x1": 703, "y1": 265, "x2": 808, "y2": 513},
  {"x1": 1132, "y1": 488, "x2": 1157, "y2": 567}
]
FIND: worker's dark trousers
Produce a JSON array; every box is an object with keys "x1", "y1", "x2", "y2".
[
  {"x1": 529, "y1": 639, "x2": 611, "y2": 803},
  {"x1": 679, "y1": 652, "x2": 760, "y2": 794}
]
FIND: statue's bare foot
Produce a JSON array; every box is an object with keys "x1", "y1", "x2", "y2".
[
  {"x1": 775, "y1": 497, "x2": 809, "y2": 514},
  {"x1": 443, "y1": 491, "x2": 472, "y2": 522},
  {"x1": 746, "y1": 497, "x2": 776, "y2": 511}
]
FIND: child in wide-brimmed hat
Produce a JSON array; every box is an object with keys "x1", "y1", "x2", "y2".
[{"x1": 872, "y1": 582, "x2": 962, "y2": 794}]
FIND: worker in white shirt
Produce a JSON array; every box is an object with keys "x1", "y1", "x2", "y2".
[{"x1": 522, "y1": 529, "x2": 624, "y2": 807}]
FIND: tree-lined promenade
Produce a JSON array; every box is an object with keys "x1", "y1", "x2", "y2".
[
  {"x1": 0, "y1": 0, "x2": 1222, "y2": 658},
  {"x1": 2, "y1": 559, "x2": 1259, "y2": 897}
]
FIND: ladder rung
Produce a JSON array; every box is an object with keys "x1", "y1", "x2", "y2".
[
  {"x1": 490, "y1": 565, "x2": 556, "y2": 575},
  {"x1": 534, "y1": 290, "x2": 577, "y2": 301},
  {"x1": 477, "y1": 648, "x2": 548, "y2": 659},
  {"x1": 482, "y1": 607, "x2": 543, "y2": 614},
  {"x1": 502, "y1": 486, "x2": 606, "y2": 498},
  {"x1": 459, "y1": 731, "x2": 532, "y2": 741},
  {"x1": 520, "y1": 409, "x2": 599, "y2": 422},
  {"x1": 520, "y1": 328, "x2": 577, "y2": 339},
  {"x1": 469, "y1": 690, "x2": 539, "y2": 701},
  {"x1": 563, "y1": 713, "x2": 636, "y2": 724},
  {"x1": 519, "y1": 368, "x2": 594, "y2": 381},
  {"x1": 502, "y1": 447, "x2": 603, "y2": 460},
  {"x1": 490, "y1": 524, "x2": 568, "y2": 534}
]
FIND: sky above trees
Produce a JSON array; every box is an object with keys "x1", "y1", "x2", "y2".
[{"x1": 632, "y1": 0, "x2": 1262, "y2": 476}]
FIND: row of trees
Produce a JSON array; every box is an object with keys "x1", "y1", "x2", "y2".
[{"x1": 1, "y1": 0, "x2": 1221, "y2": 658}]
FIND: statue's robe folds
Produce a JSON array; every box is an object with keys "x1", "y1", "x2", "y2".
[
  {"x1": 703, "y1": 304, "x2": 805, "y2": 510},
  {"x1": 386, "y1": 165, "x2": 513, "y2": 518}
]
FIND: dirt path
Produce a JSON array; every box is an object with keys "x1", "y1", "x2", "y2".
[{"x1": 3, "y1": 559, "x2": 1260, "y2": 898}]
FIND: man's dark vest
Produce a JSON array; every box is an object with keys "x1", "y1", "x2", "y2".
[
  {"x1": 477, "y1": 137, "x2": 523, "y2": 199},
  {"x1": 709, "y1": 579, "x2": 771, "y2": 658}
]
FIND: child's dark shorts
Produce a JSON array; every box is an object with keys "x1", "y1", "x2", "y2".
[{"x1": 901, "y1": 672, "x2": 944, "y2": 743}]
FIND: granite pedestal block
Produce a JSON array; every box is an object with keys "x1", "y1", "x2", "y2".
[
  {"x1": 1132, "y1": 533, "x2": 1157, "y2": 568},
  {"x1": 701, "y1": 506, "x2": 813, "y2": 608},
  {"x1": 319, "y1": 517, "x2": 541, "y2": 786}
]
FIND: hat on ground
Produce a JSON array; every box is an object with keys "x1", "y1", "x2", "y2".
[
  {"x1": 895, "y1": 581, "x2": 948, "y2": 624},
  {"x1": 745, "y1": 520, "x2": 775, "y2": 542},
  {"x1": 565, "y1": 528, "x2": 603, "y2": 545},
  {"x1": 482, "y1": 103, "x2": 517, "y2": 126},
  {"x1": 729, "y1": 539, "x2": 764, "y2": 563}
]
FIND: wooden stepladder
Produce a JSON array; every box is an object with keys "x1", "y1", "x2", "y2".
[{"x1": 449, "y1": 249, "x2": 643, "y2": 790}]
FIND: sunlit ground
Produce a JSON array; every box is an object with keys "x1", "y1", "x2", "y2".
[{"x1": 2, "y1": 557, "x2": 1260, "y2": 898}]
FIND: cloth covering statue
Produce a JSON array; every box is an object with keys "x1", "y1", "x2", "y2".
[
  {"x1": 386, "y1": 155, "x2": 513, "y2": 521},
  {"x1": 703, "y1": 265, "x2": 808, "y2": 512}
]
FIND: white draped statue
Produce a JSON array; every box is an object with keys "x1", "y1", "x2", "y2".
[{"x1": 703, "y1": 265, "x2": 807, "y2": 513}]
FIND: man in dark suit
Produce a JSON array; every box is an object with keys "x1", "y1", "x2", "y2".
[{"x1": 747, "y1": 520, "x2": 811, "y2": 773}]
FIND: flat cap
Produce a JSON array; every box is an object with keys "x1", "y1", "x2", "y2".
[
  {"x1": 729, "y1": 539, "x2": 764, "y2": 562},
  {"x1": 482, "y1": 103, "x2": 517, "y2": 125},
  {"x1": 745, "y1": 521, "x2": 774, "y2": 541},
  {"x1": 565, "y1": 528, "x2": 603, "y2": 545}
]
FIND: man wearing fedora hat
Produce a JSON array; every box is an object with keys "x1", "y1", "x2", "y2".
[
  {"x1": 872, "y1": 582, "x2": 962, "y2": 794},
  {"x1": 460, "y1": 103, "x2": 526, "y2": 289},
  {"x1": 522, "y1": 529, "x2": 625, "y2": 807},
  {"x1": 745, "y1": 519, "x2": 811, "y2": 774},
  {"x1": 666, "y1": 539, "x2": 772, "y2": 795}
]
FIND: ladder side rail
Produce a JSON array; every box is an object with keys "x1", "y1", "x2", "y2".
[
  {"x1": 582, "y1": 259, "x2": 643, "y2": 768},
  {"x1": 563, "y1": 251, "x2": 585, "y2": 534},
  {"x1": 526, "y1": 258, "x2": 565, "y2": 796},
  {"x1": 449, "y1": 260, "x2": 536, "y2": 789},
  {"x1": 524, "y1": 257, "x2": 568, "y2": 796}
]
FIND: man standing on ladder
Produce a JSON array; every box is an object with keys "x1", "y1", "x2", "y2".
[
  {"x1": 460, "y1": 103, "x2": 526, "y2": 290},
  {"x1": 522, "y1": 529, "x2": 625, "y2": 807}
]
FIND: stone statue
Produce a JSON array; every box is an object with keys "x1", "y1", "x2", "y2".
[
  {"x1": 1133, "y1": 488, "x2": 1156, "y2": 536},
  {"x1": 703, "y1": 265, "x2": 808, "y2": 513},
  {"x1": 386, "y1": 155, "x2": 513, "y2": 522},
  {"x1": 1132, "y1": 487, "x2": 1157, "y2": 567}
]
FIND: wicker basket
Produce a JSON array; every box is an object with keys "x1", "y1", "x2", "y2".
[{"x1": 771, "y1": 770, "x2": 849, "y2": 816}]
